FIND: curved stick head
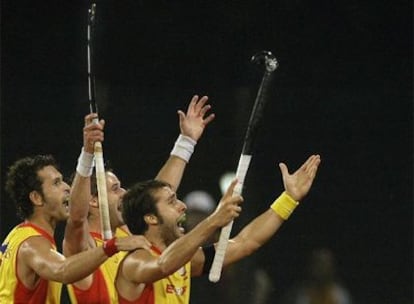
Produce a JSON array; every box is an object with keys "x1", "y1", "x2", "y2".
[{"x1": 251, "y1": 50, "x2": 278, "y2": 72}]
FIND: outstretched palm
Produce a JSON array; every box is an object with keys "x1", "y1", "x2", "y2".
[{"x1": 279, "y1": 155, "x2": 321, "y2": 201}]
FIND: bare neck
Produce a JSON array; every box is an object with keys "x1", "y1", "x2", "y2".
[
  {"x1": 26, "y1": 212, "x2": 56, "y2": 236},
  {"x1": 144, "y1": 228, "x2": 167, "y2": 252}
]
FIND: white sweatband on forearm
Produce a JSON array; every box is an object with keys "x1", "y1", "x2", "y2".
[
  {"x1": 170, "y1": 134, "x2": 197, "y2": 163},
  {"x1": 76, "y1": 148, "x2": 95, "y2": 177}
]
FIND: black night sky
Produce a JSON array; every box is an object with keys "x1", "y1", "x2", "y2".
[{"x1": 1, "y1": 1, "x2": 412, "y2": 303}]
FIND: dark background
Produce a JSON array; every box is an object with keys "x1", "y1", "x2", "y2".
[{"x1": 1, "y1": 1, "x2": 412, "y2": 303}]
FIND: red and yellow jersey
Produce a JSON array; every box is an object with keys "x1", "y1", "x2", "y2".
[
  {"x1": 115, "y1": 226, "x2": 130, "y2": 238},
  {"x1": 118, "y1": 246, "x2": 191, "y2": 304},
  {"x1": 0, "y1": 222, "x2": 61, "y2": 303},
  {"x1": 67, "y1": 231, "x2": 128, "y2": 304}
]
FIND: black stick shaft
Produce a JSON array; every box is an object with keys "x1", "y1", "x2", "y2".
[
  {"x1": 87, "y1": 3, "x2": 112, "y2": 240},
  {"x1": 88, "y1": 3, "x2": 98, "y2": 115},
  {"x1": 209, "y1": 52, "x2": 278, "y2": 283},
  {"x1": 241, "y1": 70, "x2": 274, "y2": 155}
]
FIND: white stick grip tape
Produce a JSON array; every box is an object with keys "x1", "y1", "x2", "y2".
[
  {"x1": 209, "y1": 154, "x2": 252, "y2": 282},
  {"x1": 94, "y1": 141, "x2": 112, "y2": 240}
]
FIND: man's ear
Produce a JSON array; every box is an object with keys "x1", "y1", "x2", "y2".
[
  {"x1": 29, "y1": 191, "x2": 44, "y2": 207},
  {"x1": 144, "y1": 214, "x2": 158, "y2": 225}
]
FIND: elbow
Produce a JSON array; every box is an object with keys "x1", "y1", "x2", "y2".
[
  {"x1": 241, "y1": 245, "x2": 256, "y2": 258},
  {"x1": 238, "y1": 239, "x2": 261, "y2": 258},
  {"x1": 158, "y1": 264, "x2": 176, "y2": 277},
  {"x1": 51, "y1": 265, "x2": 72, "y2": 284}
]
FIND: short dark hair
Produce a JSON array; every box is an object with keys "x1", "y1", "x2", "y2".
[
  {"x1": 5, "y1": 155, "x2": 58, "y2": 220},
  {"x1": 122, "y1": 179, "x2": 170, "y2": 235}
]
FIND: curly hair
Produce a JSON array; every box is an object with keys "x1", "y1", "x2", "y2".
[
  {"x1": 121, "y1": 179, "x2": 170, "y2": 235},
  {"x1": 5, "y1": 155, "x2": 58, "y2": 220}
]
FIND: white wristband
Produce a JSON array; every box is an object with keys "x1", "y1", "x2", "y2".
[
  {"x1": 76, "y1": 148, "x2": 95, "y2": 177},
  {"x1": 170, "y1": 135, "x2": 197, "y2": 163}
]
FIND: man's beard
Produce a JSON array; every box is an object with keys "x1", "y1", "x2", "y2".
[{"x1": 158, "y1": 215, "x2": 181, "y2": 246}]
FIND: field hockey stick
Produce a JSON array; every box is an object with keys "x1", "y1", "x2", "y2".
[
  {"x1": 209, "y1": 51, "x2": 278, "y2": 282},
  {"x1": 88, "y1": 3, "x2": 112, "y2": 240}
]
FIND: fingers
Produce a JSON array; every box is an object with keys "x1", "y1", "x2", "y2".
[
  {"x1": 229, "y1": 196, "x2": 243, "y2": 218},
  {"x1": 281, "y1": 155, "x2": 321, "y2": 178},
  {"x1": 307, "y1": 155, "x2": 321, "y2": 179},
  {"x1": 297, "y1": 155, "x2": 314, "y2": 173},
  {"x1": 186, "y1": 95, "x2": 199, "y2": 114},
  {"x1": 213, "y1": 180, "x2": 243, "y2": 227},
  {"x1": 117, "y1": 236, "x2": 152, "y2": 252},
  {"x1": 225, "y1": 179, "x2": 243, "y2": 217},
  {"x1": 224, "y1": 179, "x2": 238, "y2": 199},
  {"x1": 195, "y1": 96, "x2": 209, "y2": 112},
  {"x1": 199, "y1": 104, "x2": 211, "y2": 117},
  {"x1": 83, "y1": 115, "x2": 105, "y2": 153},
  {"x1": 203, "y1": 113, "x2": 215, "y2": 125},
  {"x1": 303, "y1": 155, "x2": 321, "y2": 177},
  {"x1": 84, "y1": 113, "x2": 98, "y2": 125},
  {"x1": 136, "y1": 236, "x2": 152, "y2": 251},
  {"x1": 187, "y1": 95, "x2": 210, "y2": 114}
]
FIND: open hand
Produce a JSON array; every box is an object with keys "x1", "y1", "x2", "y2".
[
  {"x1": 279, "y1": 154, "x2": 321, "y2": 202},
  {"x1": 178, "y1": 95, "x2": 215, "y2": 141}
]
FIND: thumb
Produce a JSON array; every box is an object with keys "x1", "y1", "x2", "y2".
[
  {"x1": 279, "y1": 162, "x2": 289, "y2": 178},
  {"x1": 177, "y1": 110, "x2": 185, "y2": 122}
]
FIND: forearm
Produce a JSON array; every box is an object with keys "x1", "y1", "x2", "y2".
[
  {"x1": 56, "y1": 247, "x2": 108, "y2": 284},
  {"x1": 157, "y1": 217, "x2": 218, "y2": 274},
  {"x1": 64, "y1": 149, "x2": 94, "y2": 255},
  {"x1": 233, "y1": 209, "x2": 284, "y2": 255},
  {"x1": 155, "y1": 134, "x2": 196, "y2": 191},
  {"x1": 69, "y1": 174, "x2": 91, "y2": 222},
  {"x1": 70, "y1": 148, "x2": 94, "y2": 222},
  {"x1": 227, "y1": 193, "x2": 297, "y2": 264},
  {"x1": 63, "y1": 221, "x2": 91, "y2": 257},
  {"x1": 155, "y1": 156, "x2": 186, "y2": 192}
]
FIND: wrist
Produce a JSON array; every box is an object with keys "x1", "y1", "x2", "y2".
[
  {"x1": 76, "y1": 148, "x2": 95, "y2": 177},
  {"x1": 270, "y1": 191, "x2": 299, "y2": 220},
  {"x1": 170, "y1": 134, "x2": 197, "y2": 163},
  {"x1": 103, "y1": 237, "x2": 119, "y2": 257}
]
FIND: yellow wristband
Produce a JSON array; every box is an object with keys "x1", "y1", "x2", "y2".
[{"x1": 270, "y1": 192, "x2": 299, "y2": 220}]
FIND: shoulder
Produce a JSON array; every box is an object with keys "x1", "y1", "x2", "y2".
[{"x1": 20, "y1": 235, "x2": 54, "y2": 255}]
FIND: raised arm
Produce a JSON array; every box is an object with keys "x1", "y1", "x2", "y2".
[
  {"x1": 63, "y1": 113, "x2": 104, "y2": 256},
  {"x1": 121, "y1": 180, "x2": 242, "y2": 284},
  {"x1": 221, "y1": 154, "x2": 321, "y2": 267},
  {"x1": 156, "y1": 95, "x2": 215, "y2": 191}
]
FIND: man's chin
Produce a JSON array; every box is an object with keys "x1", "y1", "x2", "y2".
[{"x1": 60, "y1": 212, "x2": 70, "y2": 222}]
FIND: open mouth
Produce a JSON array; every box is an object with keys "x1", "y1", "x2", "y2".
[
  {"x1": 177, "y1": 214, "x2": 187, "y2": 232},
  {"x1": 63, "y1": 198, "x2": 69, "y2": 210}
]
